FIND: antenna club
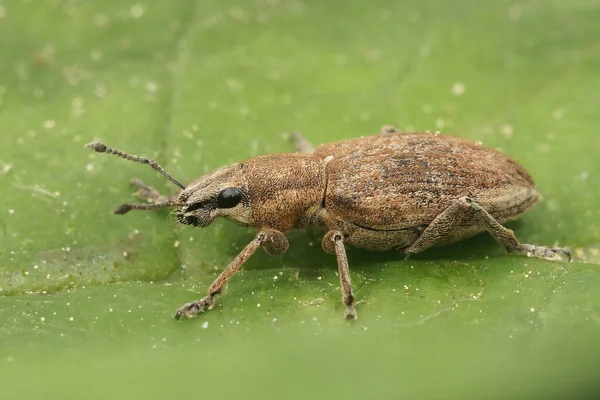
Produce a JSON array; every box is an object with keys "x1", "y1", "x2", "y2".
[
  {"x1": 85, "y1": 140, "x2": 186, "y2": 190},
  {"x1": 86, "y1": 141, "x2": 108, "y2": 153},
  {"x1": 114, "y1": 204, "x2": 132, "y2": 214}
]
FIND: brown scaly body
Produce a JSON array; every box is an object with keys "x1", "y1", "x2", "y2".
[
  {"x1": 311, "y1": 133, "x2": 540, "y2": 250},
  {"x1": 86, "y1": 126, "x2": 570, "y2": 320}
]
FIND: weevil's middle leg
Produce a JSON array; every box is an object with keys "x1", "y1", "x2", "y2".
[
  {"x1": 175, "y1": 229, "x2": 289, "y2": 320},
  {"x1": 404, "y1": 197, "x2": 570, "y2": 262},
  {"x1": 322, "y1": 230, "x2": 357, "y2": 319},
  {"x1": 290, "y1": 132, "x2": 315, "y2": 154},
  {"x1": 130, "y1": 178, "x2": 170, "y2": 203},
  {"x1": 379, "y1": 125, "x2": 399, "y2": 135}
]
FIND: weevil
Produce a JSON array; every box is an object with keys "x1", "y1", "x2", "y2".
[{"x1": 86, "y1": 126, "x2": 570, "y2": 320}]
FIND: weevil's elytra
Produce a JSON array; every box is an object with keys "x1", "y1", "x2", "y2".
[{"x1": 86, "y1": 126, "x2": 571, "y2": 320}]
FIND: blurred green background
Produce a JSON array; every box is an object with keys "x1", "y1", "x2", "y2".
[{"x1": 1, "y1": 0, "x2": 599, "y2": 398}]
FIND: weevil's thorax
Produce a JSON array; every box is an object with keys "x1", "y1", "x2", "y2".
[
  {"x1": 175, "y1": 154, "x2": 326, "y2": 231},
  {"x1": 242, "y1": 153, "x2": 326, "y2": 232},
  {"x1": 176, "y1": 164, "x2": 252, "y2": 228}
]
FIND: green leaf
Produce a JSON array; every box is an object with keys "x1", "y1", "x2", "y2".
[{"x1": 1, "y1": 0, "x2": 599, "y2": 398}]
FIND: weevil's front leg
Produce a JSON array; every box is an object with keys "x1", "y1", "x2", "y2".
[
  {"x1": 175, "y1": 229, "x2": 289, "y2": 320},
  {"x1": 290, "y1": 132, "x2": 315, "y2": 154},
  {"x1": 130, "y1": 178, "x2": 170, "y2": 203},
  {"x1": 322, "y1": 231, "x2": 357, "y2": 319},
  {"x1": 404, "y1": 197, "x2": 571, "y2": 262}
]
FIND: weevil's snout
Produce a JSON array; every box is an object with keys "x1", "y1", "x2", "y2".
[
  {"x1": 175, "y1": 203, "x2": 215, "y2": 228},
  {"x1": 173, "y1": 164, "x2": 252, "y2": 229},
  {"x1": 176, "y1": 211, "x2": 200, "y2": 227}
]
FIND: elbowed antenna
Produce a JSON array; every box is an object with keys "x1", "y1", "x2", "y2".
[
  {"x1": 113, "y1": 200, "x2": 186, "y2": 215},
  {"x1": 86, "y1": 141, "x2": 186, "y2": 190}
]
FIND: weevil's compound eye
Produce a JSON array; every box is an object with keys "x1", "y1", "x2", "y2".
[{"x1": 216, "y1": 187, "x2": 242, "y2": 209}]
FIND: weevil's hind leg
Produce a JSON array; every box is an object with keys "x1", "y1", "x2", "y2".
[
  {"x1": 175, "y1": 229, "x2": 289, "y2": 320},
  {"x1": 289, "y1": 132, "x2": 315, "y2": 154},
  {"x1": 404, "y1": 197, "x2": 571, "y2": 262},
  {"x1": 379, "y1": 125, "x2": 399, "y2": 135},
  {"x1": 322, "y1": 231, "x2": 357, "y2": 319},
  {"x1": 130, "y1": 178, "x2": 170, "y2": 203},
  {"x1": 466, "y1": 199, "x2": 571, "y2": 262},
  {"x1": 403, "y1": 198, "x2": 471, "y2": 255}
]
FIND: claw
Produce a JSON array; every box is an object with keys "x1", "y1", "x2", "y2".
[
  {"x1": 551, "y1": 248, "x2": 572, "y2": 262},
  {"x1": 522, "y1": 244, "x2": 571, "y2": 263},
  {"x1": 344, "y1": 305, "x2": 358, "y2": 320},
  {"x1": 174, "y1": 310, "x2": 184, "y2": 320},
  {"x1": 174, "y1": 296, "x2": 215, "y2": 320},
  {"x1": 174, "y1": 301, "x2": 203, "y2": 320}
]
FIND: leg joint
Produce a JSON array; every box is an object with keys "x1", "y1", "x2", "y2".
[
  {"x1": 344, "y1": 294, "x2": 354, "y2": 306},
  {"x1": 322, "y1": 230, "x2": 344, "y2": 254}
]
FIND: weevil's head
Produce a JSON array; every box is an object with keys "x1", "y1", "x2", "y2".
[
  {"x1": 87, "y1": 141, "x2": 324, "y2": 232},
  {"x1": 175, "y1": 164, "x2": 251, "y2": 228},
  {"x1": 85, "y1": 140, "x2": 253, "y2": 228}
]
